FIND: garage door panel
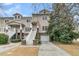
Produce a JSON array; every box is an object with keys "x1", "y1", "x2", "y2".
[{"x1": 41, "y1": 35, "x2": 49, "y2": 44}]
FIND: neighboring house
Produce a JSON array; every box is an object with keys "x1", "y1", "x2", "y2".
[{"x1": 0, "y1": 9, "x2": 50, "y2": 44}]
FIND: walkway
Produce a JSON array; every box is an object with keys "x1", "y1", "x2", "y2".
[
  {"x1": 0, "y1": 43, "x2": 20, "y2": 53},
  {"x1": 0, "y1": 42, "x2": 71, "y2": 56},
  {"x1": 38, "y1": 42, "x2": 70, "y2": 56}
]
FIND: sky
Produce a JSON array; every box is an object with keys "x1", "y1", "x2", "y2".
[{"x1": 0, "y1": 3, "x2": 52, "y2": 17}]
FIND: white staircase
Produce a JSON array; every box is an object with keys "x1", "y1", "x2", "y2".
[
  {"x1": 6, "y1": 28, "x2": 16, "y2": 39},
  {"x1": 25, "y1": 29, "x2": 37, "y2": 45}
]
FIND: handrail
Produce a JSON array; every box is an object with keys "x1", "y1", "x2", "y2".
[
  {"x1": 25, "y1": 29, "x2": 32, "y2": 41},
  {"x1": 6, "y1": 28, "x2": 16, "y2": 39},
  {"x1": 25, "y1": 28, "x2": 37, "y2": 44}
]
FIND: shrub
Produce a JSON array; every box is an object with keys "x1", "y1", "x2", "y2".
[
  {"x1": 59, "y1": 33, "x2": 72, "y2": 44},
  {"x1": 48, "y1": 26, "x2": 79, "y2": 44},
  {"x1": 11, "y1": 39, "x2": 21, "y2": 43},
  {"x1": 35, "y1": 32, "x2": 41, "y2": 44},
  {"x1": 0, "y1": 33, "x2": 8, "y2": 44}
]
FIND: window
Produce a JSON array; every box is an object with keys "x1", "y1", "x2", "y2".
[
  {"x1": 18, "y1": 16, "x2": 20, "y2": 19},
  {"x1": 5, "y1": 20, "x2": 8, "y2": 22},
  {"x1": 42, "y1": 26, "x2": 48, "y2": 31},
  {"x1": 25, "y1": 27, "x2": 30, "y2": 31},
  {"x1": 27, "y1": 20, "x2": 28, "y2": 22},
  {"x1": 27, "y1": 19, "x2": 30, "y2": 22},
  {"x1": 15, "y1": 15, "x2": 21, "y2": 19},
  {"x1": 15, "y1": 16, "x2": 17, "y2": 19},
  {"x1": 43, "y1": 16, "x2": 47, "y2": 20}
]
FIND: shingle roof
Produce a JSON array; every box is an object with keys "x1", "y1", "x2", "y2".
[
  {"x1": 13, "y1": 13, "x2": 22, "y2": 16},
  {"x1": 39, "y1": 9, "x2": 50, "y2": 14},
  {"x1": 0, "y1": 17, "x2": 14, "y2": 20}
]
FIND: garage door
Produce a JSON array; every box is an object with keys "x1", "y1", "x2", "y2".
[{"x1": 41, "y1": 35, "x2": 49, "y2": 44}]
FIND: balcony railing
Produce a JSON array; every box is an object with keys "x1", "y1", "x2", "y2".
[{"x1": 0, "y1": 27, "x2": 6, "y2": 33}]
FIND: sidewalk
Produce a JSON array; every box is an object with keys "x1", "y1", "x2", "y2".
[
  {"x1": 38, "y1": 42, "x2": 70, "y2": 56},
  {"x1": 0, "y1": 43, "x2": 20, "y2": 53}
]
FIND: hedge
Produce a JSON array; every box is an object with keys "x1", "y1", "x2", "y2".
[{"x1": 0, "y1": 33, "x2": 9, "y2": 44}]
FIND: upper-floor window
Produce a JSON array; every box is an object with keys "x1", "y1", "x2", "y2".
[
  {"x1": 15, "y1": 16, "x2": 17, "y2": 19},
  {"x1": 13, "y1": 13, "x2": 22, "y2": 20},
  {"x1": 42, "y1": 26, "x2": 48, "y2": 31},
  {"x1": 78, "y1": 23, "x2": 79, "y2": 25},
  {"x1": 43, "y1": 16, "x2": 47, "y2": 20},
  {"x1": 27, "y1": 19, "x2": 30, "y2": 22},
  {"x1": 15, "y1": 15, "x2": 21, "y2": 19},
  {"x1": 18, "y1": 16, "x2": 20, "y2": 19},
  {"x1": 25, "y1": 27, "x2": 31, "y2": 31},
  {"x1": 5, "y1": 20, "x2": 9, "y2": 23}
]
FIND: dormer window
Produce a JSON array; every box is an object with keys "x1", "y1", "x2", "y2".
[
  {"x1": 13, "y1": 13, "x2": 22, "y2": 20},
  {"x1": 39, "y1": 9, "x2": 50, "y2": 14},
  {"x1": 18, "y1": 16, "x2": 20, "y2": 19},
  {"x1": 15, "y1": 16, "x2": 17, "y2": 19}
]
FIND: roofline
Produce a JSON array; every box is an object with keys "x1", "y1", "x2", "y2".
[
  {"x1": 32, "y1": 13, "x2": 50, "y2": 15},
  {"x1": 23, "y1": 16, "x2": 32, "y2": 18}
]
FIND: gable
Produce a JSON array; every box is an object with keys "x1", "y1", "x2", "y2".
[
  {"x1": 6, "y1": 20, "x2": 21, "y2": 25},
  {"x1": 39, "y1": 9, "x2": 50, "y2": 14}
]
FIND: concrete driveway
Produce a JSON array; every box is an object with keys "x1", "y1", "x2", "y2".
[{"x1": 38, "y1": 42, "x2": 70, "y2": 56}]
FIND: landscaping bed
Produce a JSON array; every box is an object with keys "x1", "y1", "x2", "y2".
[{"x1": 54, "y1": 42, "x2": 79, "y2": 56}]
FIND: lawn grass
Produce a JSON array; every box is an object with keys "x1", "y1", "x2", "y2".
[
  {"x1": 54, "y1": 42, "x2": 79, "y2": 56},
  {"x1": 0, "y1": 46, "x2": 39, "y2": 56}
]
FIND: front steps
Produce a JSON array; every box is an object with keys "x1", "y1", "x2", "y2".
[
  {"x1": 6, "y1": 29, "x2": 16, "y2": 39},
  {"x1": 22, "y1": 29, "x2": 37, "y2": 45}
]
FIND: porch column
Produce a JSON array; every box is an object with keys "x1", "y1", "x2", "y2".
[
  {"x1": 30, "y1": 24, "x2": 32, "y2": 30},
  {"x1": 20, "y1": 24, "x2": 22, "y2": 41},
  {"x1": 16, "y1": 28, "x2": 18, "y2": 39},
  {"x1": 37, "y1": 26, "x2": 40, "y2": 43},
  {"x1": 6, "y1": 25, "x2": 10, "y2": 43}
]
